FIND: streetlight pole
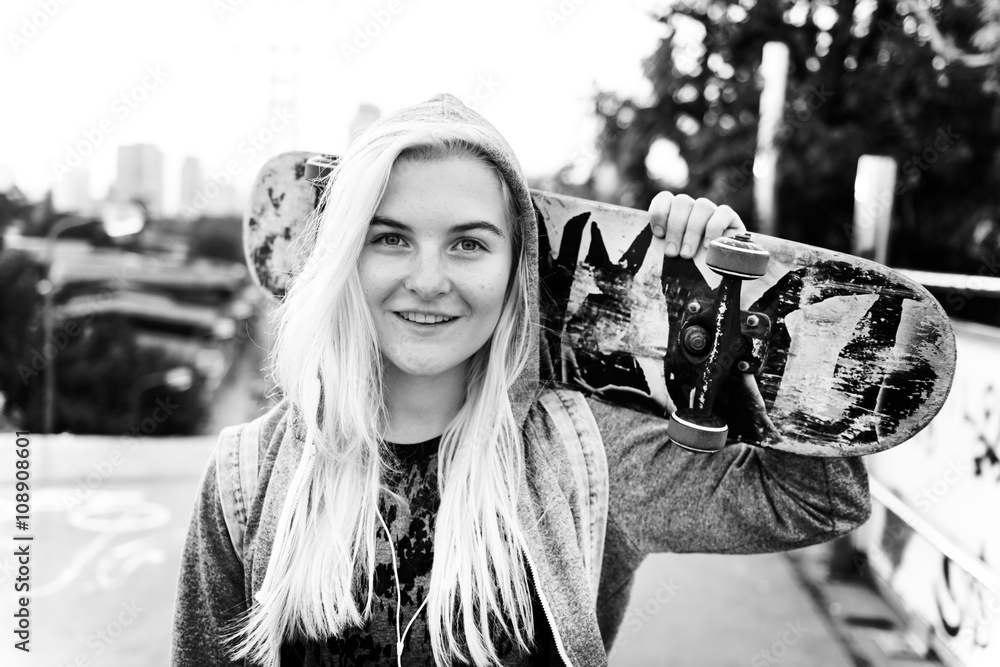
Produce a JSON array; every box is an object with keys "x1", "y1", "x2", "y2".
[{"x1": 42, "y1": 217, "x2": 95, "y2": 434}]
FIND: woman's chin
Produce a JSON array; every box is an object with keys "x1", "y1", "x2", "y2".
[{"x1": 384, "y1": 358, "x2": 470, "y2": 382}]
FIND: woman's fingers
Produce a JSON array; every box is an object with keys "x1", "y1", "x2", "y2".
[
  {"x1": 680, "y1": 198, "x2": 716, "y2": 258},
  {"x1": 663, "y1": 194, "x2": 694, "y2": 257},
  {"x1": 648, "y1": 191, "x2": 673, "y2": 238},
  {"x1": 649, "y1": 192, "x2": 745, "y2": 258},
  {"x1": 702, "y1": 205, "x2": 746, "y2": 248}
]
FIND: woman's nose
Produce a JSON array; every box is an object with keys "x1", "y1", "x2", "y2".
[{"x1": 402, "y1": 251, "x2": 451, "y2": 298}]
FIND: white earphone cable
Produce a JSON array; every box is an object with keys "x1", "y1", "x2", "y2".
[{"x1": 377, "y1": 502, "x2": 429, "y2": 667}]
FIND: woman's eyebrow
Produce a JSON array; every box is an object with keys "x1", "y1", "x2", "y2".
[{"x1": 370, "y1": 215, "x2": 505, "y2": 239}]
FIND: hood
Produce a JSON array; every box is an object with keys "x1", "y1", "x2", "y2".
[{"x1": 361, "y1": 93, "x2": 543, "y2": 427}]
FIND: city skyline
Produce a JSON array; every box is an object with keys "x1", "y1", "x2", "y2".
[
  {"x1": 46, "y1": 144, "x2": 245, "y2": 218},
  {"x1": 2, "y1": 0, "x2": 665, "y2": 215},
  {"x1": 38, "y1": 101, "x2": 386, "y2": 218},
  {"x1": 115, "y1": 143, "x2": 165, "y2": 217}
]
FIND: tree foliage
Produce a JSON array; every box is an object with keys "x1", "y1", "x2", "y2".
[
  {"x1": 0, "y1": 260, "x2": 212, "y2": 436},
  {"x1": 187, "y1": 215, "x2": 245, "y2": 264},
  {"x1": 594, "y1": 0, "x2": 1000, "y2": 271},
  {"x1": 0, "y1": 250, "x2": 45, "y2": 413},
  {"x1": 0, "y1": 187, "x2": 31, "y2": 247}
]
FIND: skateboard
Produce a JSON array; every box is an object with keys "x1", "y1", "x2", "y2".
[{"x1": 243, "y1": 151, "x2": 956, "y2": 457}]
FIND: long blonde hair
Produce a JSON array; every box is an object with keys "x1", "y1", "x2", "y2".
[{"x1": 222, "y1": 119, "x2": 538, "y2": 666}]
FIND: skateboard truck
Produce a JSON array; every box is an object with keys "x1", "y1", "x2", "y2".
[
  {"x1": 668, "y1": 233, "x2": 770, "y2": 453},
  {"x1": 305, "y1": 154, "x2": 339, "y2": 208}
]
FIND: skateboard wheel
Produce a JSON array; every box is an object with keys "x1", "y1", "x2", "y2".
[
  {"x1": 706, "y1": 234, "x2": 769, "y2": 279},
  {"x1": 668, "y1": 408, "x2": 728, "y2": 453}
]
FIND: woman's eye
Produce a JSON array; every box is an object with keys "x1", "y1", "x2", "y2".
[
  {"x1": 375, "y1": 233, "x2": 403, "y2": 246},
  {"x1": 457, "y1": 238, "x2": 486, "y2": 252}
]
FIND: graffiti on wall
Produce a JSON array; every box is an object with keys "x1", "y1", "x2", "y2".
[{"x1": 863, "y1": 323, "x2": 1000, "y2": 667}]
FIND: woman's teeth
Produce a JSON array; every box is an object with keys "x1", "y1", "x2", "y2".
[{"x1": 398, "y1": 312, "x2": 457, "y2": 324}]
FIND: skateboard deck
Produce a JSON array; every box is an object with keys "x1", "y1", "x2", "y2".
[{"x1": 244, "y1": 151, "x2": 956, "y2": 457}]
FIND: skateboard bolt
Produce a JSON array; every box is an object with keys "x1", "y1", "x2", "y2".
[
  {"x1": 746, "y1": 315, "x2": 760, "y2": 327},
  {"x1": 682, "y1": 326, "x2": 709, "y2": 354},
  {"x1": 737, "y1": 361, "x2": 751, "y2": 372},
  {"x1": 686, "y1": 302, "x2": 702, "y2": 314},
  {"x1": 735, "y1": 232, "x2": 752, "y2": 242}
]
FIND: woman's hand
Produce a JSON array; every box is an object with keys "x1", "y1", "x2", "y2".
[{"x1": 648, "y1": 192, "x2": 746, "y2": 259}]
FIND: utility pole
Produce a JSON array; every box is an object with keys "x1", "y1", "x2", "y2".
[
  {"x1": 753, "y1": 42, "x2": 789, "y2": 236},
  {"x1": 852, "y1": 155, "x2": 898, "y2": 264}
]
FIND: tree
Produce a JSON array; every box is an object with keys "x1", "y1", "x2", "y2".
[
  {"x1": 187, "y1": 215, "x2": 245, "y2": 264},
  {"x1": 594, "y1": 0, "x2": 1000, "y2": 271},
  {"x1": 13, "y1": 313, "x2": 212, "y2": 435},
  {"x1": 0, "y1": 186, "x2": 31, "y2": 247},
  {"x1": 0, "y1": 251, "x2": 45, "y2": 419}
]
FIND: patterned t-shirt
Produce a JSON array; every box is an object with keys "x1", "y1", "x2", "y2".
[{"x1": 279, "y1": 435, "x2": 556, "y2": 666}]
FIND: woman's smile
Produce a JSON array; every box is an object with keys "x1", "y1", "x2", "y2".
[
  {"x1": 392, "y1": 311, "x2": 462, "y2": 335},
  {"x1": 395, "y1": 311, "x2": 460, "y2": 325}
]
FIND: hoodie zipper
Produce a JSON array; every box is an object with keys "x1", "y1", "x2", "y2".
[{"x1": 520, "y1": 537, "x2": 574, "y2": 667}]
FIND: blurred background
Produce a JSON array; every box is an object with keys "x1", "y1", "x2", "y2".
[{"x1": 1, "y1": 0, "x2": 999, "y2": 665}]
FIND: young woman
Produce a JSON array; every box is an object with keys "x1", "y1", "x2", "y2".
[{"x1": 171, "y1": 94, "x2": 871, "y2": 667}]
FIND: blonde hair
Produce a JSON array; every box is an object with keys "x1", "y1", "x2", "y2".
[{"x1": 222, "y1": 118, "x2": 538, "y2": 666}]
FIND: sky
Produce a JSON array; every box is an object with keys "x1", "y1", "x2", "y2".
[{"x1": 1, "y1": 0, "x2": 670, "y2": 215}]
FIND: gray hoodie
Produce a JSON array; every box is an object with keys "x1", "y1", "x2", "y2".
[{"x1": 170, "y1": 94, "x2": 871, "y2": 666}]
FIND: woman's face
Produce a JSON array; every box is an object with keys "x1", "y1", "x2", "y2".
[{"x1": 359, "y1": 155, "x2": 514, "y2": 383}]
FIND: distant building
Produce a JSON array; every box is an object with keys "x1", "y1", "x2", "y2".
[
  {"x1": 180, "y1": 156, "x2": 204, "y2": 213},
  {"x1": 179, "y1": 160, "x2": 243, "y2": 219},
  {"x1": 115, "y1": 144, "x2": 164, "y2": 217},
  {"x1": 202, "y1": 182, "x2": 242, "y2": 217},
  {"x1": 53, "y1": 167, "x2": 92, "y2": 213},
  {"x1": 349, "y1": 103, "x2": 381, "y2": 144}
]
